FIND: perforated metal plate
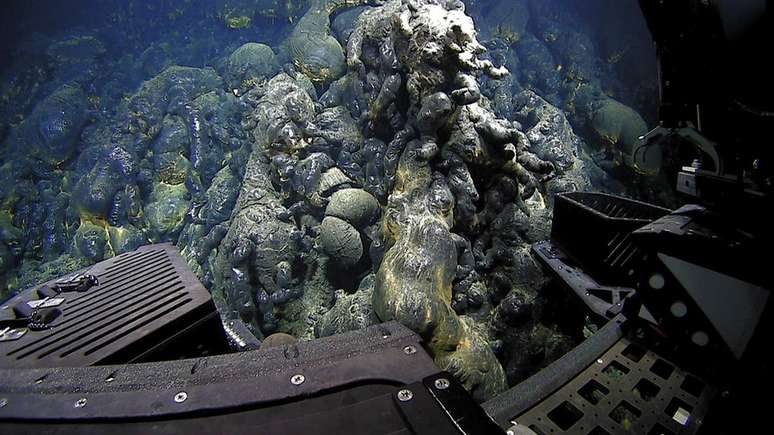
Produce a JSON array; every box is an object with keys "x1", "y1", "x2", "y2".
[
  {"x1": 0, "y1": 244, "x2": 220, "y2": 368},
  {"x1": 510, "y1": 336, "x2": 715, "y2": 435}
]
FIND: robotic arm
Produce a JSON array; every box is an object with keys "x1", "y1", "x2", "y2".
[{"x1": 636, "y1": 0, "x2": 772, "y2": 214}]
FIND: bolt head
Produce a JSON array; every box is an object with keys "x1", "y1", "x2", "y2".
[
  {"x1": 291, "y1": 374, "x2": 306, "y2": 385},
  {"x1": 596, "y1": 359, "x2": 604, "y2": 364},
  {"x1": 434, "y1": 378, "x2": 450, "y2": 390},
  {"x1": 403, "y1": 345, "x2": 417, "y2": 355},
  {"x1": 174, "y1": 392, "x2": 188, "y2": 403},
  {"x1": 0, "y1": 398, "x2": 7, "y2": 408},
  {"x1": 397, "y1": 389, "x2": 414, "y2": 402},
  {"x1": 74, "y1": 398, "x2": 88, "y2": 408}
]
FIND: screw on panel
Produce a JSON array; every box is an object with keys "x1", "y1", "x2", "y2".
[
  {"x1": 507, "y1": 422, "x2": 524, "y2": 435},
  {"x1": 596, "y1": 359, "x2": 604, "y2": 365},
  {"x1": 397, "y1": 389, "x2": 413, "y2": 402},
  {"x1": 74, "y1": 398, "x2": 88, "y2": 408},
  {"x1": 434, "y1": 378, "x2": 450, "y2": 390},
  {"x1": 174, "y1": 392, "x2": 188, "y2": 403},
  {"x1": 0, "y1": 398, "x2": 7, "y2": 408},
  {"x1": 291, "y1": 374, "x2": 306, "y2": 385},
  {"x1": 403, "y1": 345, "x2": 417, "y2": 355}
]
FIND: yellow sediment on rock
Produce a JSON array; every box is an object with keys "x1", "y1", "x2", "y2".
[
  {"x1": 226, "y1": 15, "x2": 252, "y2": 28},
  {"x1": 494, "y1": 24, "x2": 521, "y2": 45},
  {"x1": 374, "y1": 140, "x2": 506, "y2": 399}
]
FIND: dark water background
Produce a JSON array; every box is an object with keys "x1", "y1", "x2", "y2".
[{"x1": 0, "y1": 0, "x2": 657, "y2": 117}]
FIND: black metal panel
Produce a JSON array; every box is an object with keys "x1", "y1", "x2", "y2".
[
  {"x1": 627, "y1": 205, "x2": 770, "y2": 370},
  {"x1": 1, "y1": 384, "x2": 395, "y2": 433},
  {"x1": 2, "y1": 384, "x2": 410, "y2": 435},
  {"x1": 0, "y1": 322, "x2": 439, "y2": 421},
  {"x1": 0, "y1": 375, "x2": 500, "y2": 435},
  {"x1": 0, "y1": 322, "x2": 470, "y2": 435},
  {"x1": 0, "y1": 245, "x2": 486, "y2": 434},
  {"x1": 394, "y1": 380, "x2": 463, "y2": 434},
  {"x1": 0, "y1": 244, "x2": 226, "y2": 368},
  {"x1": 424, "y1": 372, "x2": 506, "y2": 434}
]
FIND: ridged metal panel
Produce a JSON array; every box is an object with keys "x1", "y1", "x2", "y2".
[{"x1": 0, "y1": 244, "x2": 214, "y2": 369}]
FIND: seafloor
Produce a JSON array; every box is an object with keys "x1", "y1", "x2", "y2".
[{"x1": 0, "y1": 0, "x2": 674, "y2": 400}]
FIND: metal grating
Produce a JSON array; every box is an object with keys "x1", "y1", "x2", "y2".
[
  {"x1": 0, "y1": 244, "x2": 218, "y2": 368},
  {"x1": 509, "y1": 336, "x2": 715, "y2": 435}
]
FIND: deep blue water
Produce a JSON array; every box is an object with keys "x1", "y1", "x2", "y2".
[{"x1": 1, "y1": 0, "x2": 657, "y2": 118}]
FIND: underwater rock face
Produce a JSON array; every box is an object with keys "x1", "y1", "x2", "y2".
[
  {"x1": 210, "y1": 151, "x2": 297, "y2": 332},
  {"x1": 316, "y1": 274, "x2": 379, "y2": 336},
  {"x1": 347, "y1": 0, "x2": 533, "y2": 400},
  {"x1": 591, "y1": 97, "x2": 659, "y2": 173},
  {"x1": 206, "y1": 72, "x2": 319, "y2": 334},
  {"x1": 222, "y1": 43, "x2": 280, "y2": 91},
  {"x1": 325, "y1": 188, "x2": 379, "y2": 228},
  {"x1": 0, "y1": 0, "x2": 661, "y2": 404},
  {"x1": 144, "y1": 182, "x2": 190, "y2": 241},
  {"x1": 591, "y1": 98, "x2": 648, "y2": 150},
  {"x1": 474, "y1": 0, "x2": 529, "y2": 45},
  {"x1": 286, "y1": 0, "x2": 380, "y2": 86},
  {"x1": 332, "y1": 6, "x2": 373, "y2": 47},
  {"x1": 73, "y1": 221, "x2": 107, "y2": 261},
  {"x1": 7, "y1": 83, "x2": 89, "y2": 166},
  {"x1": 46, "y1": 35, "x2": 106, "y2": 82},
  {"x1": 340, "y1": 0, "x2": 619, "y2": 400},
  {"x1": 514, "y1": 90, "x2": 582, "y2": 172},
  {"x1": 319, "y1": 215, "x2": 363, "y2": 266},
  {"x1": 0, "y1": 57, "x2": 253, "y2": 292},
  {"x1": 70, "y1": 66, "x2": 231, "y2": 261}
]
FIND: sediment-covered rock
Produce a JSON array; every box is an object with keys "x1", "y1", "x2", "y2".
[
  {"x1": 316, "y1": 274, "x2": 379, "y2": 336},
  {"x1": 348, "y1": 0, "x2": 539, "y2": 400},
  {"x1": 210, "y1": 151, "x2": 297, "y2": 332},
  {"x1": 222, "y1": 43, "x2": 280, "y2": 91},
  {"x1": 325, "y1": 188, "x2": 379, "y2": 228},
  {"x1": 285, "y1": 0, "x2": 381, "y2": 86},
  {"x1": 7, "y1": 83, "x2": 89, "y2": 166},
  {"x1": 319, "y1": 215, "x2": 363, "y2": 266}
]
